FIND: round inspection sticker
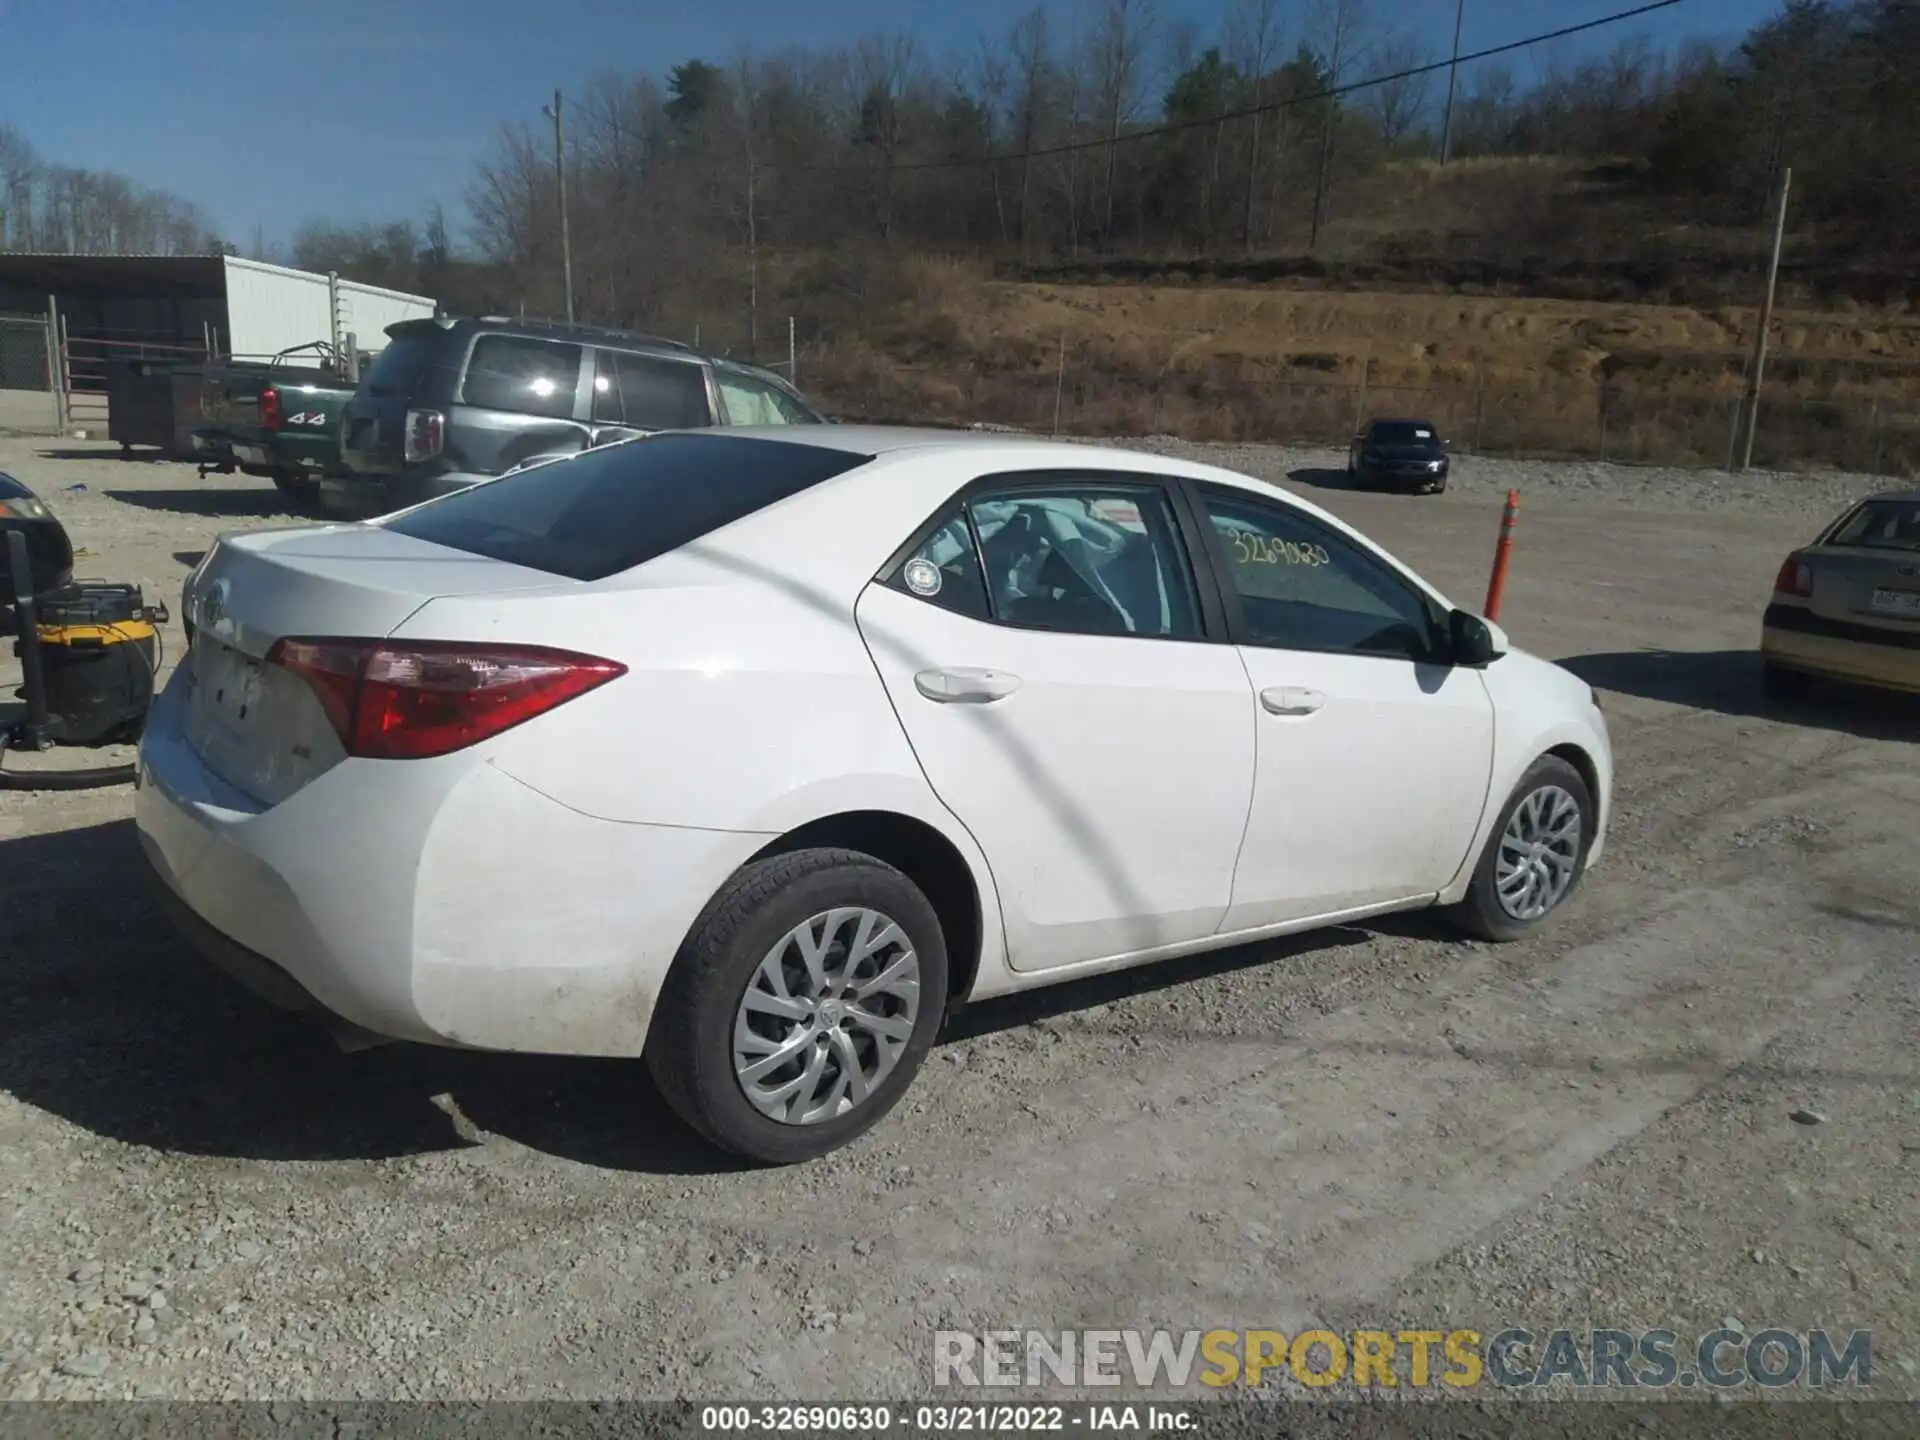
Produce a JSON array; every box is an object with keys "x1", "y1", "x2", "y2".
[{"x1": 903, "y1": 559, "x2": 943, "y2": 596}]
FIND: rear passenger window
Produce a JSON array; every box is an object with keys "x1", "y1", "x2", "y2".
[
  {"x1": 383, "y1": 433, "x2": 869, "y2": 581},
  {"x1": 612, "y1": 352, "x2": 711, "y2": 429},
  {"x1": 885, "y1": 511, "x2": 991, "y2": 621},
  {"x1": 970, "y1": 484, "x2": 1201, "y2": 639},
  {"x1": 461, "y1": 336, "x2": 580, "y2": 419}
]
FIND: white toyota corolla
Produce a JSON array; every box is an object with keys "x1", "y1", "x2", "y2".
[{"x1": 138, "y1": 427, "x2": 1611, "y2": 1163}]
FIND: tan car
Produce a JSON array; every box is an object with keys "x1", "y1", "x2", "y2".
[{"x1": 1762, "y1": 489, "x2": 1920, "y2": 699}]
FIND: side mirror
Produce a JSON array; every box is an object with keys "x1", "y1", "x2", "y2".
[{"x1": 1449, "y1": 609, "x2": 1508, "y2": 667}]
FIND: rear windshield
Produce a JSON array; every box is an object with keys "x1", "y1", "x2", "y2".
[
  {"x1": 1827, "y1": 498, "x2": 1920, "y2": 551},
  {"x1": 360, "y1": 332, "x2": 439, "y2": 396},
  {"x1": 381, "y1": 432, "x2": 870, "y2": 581},
  {"x1": 1368, "y1": 422, "x2": 1439, "y2": 445}
]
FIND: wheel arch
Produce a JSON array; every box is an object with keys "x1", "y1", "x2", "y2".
[
  {"x1": 1439, "y1": 725, "x2": 1611, "y2": 906},
  {"x1": 1545, "y1": 741, "x2": 1602, "y2": 817},
  {"x1": 745, "y1": 809, "x2": 986, "y2": 1005}
]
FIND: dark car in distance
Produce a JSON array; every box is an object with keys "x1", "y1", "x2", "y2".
[
  {"x1": 1348, "y1": 418, "x2": 1451, "y2": 494},
  {"x1": 337, "y1": 316, "x2": 828, "y2": 512}
]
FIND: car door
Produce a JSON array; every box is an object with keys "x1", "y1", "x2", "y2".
[
  {"x1": 586, "y1": 348, "x2": 644, "y2": 448},
  {"x1": 453, "y1": 332, "x2": 591, "y2": 472},
  {"x1": 1187, "y1": 481, "x2": 1496, "y2": 930},
  {"x1": 855, "y1": 474, "x2": 1257, "y2": 973}
]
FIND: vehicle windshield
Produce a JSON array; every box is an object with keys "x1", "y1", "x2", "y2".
[
  {"x1": 1369, "y1": 422, "x2": 1439, "y2": 446},
  {"x1": 360, "y1": 332, "x2": 439, "y2": 396},
  {"x1": 1827, "y1": 498, "x2": 1920, "y2": 551},
  {"x1": 380, "y1": 431, "x2": 868, "y2": 581}
]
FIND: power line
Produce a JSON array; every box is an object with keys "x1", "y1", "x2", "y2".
[{"x1": 790, "y1": 0, "x2": 1692, "y2": 175}]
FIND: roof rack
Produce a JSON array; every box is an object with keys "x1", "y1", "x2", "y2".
[{"x1": 468, "y1": 315, "x2": 697, "y2": 351}]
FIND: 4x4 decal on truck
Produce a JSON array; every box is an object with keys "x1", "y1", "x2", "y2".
[{"x1": 285, "y1": 412, "x2": 331, "y2": 426}]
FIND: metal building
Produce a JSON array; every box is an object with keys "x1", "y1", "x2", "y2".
[{"x1": 0, "y1": 253, "x2": 436, "y2": 434}]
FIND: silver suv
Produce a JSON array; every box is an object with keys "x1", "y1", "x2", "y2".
[{"x1": 337, "y1": 316, "x2": 827, "y2": 511}]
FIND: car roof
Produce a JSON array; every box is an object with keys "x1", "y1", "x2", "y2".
[
  {"x1": 683, "y1": 425, "x2": 1351, "y2": 520},
  {"x1": 391, "y1": 315, "x2": 704, "y2": 363}
]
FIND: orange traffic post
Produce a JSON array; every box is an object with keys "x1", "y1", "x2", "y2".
[{"x1": 1483, "y1": 488, "x2": 1520, "y2": 622}]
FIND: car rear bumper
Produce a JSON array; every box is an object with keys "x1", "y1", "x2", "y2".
[
  {"x1": 1356, "y1": 462, "x2": 1448, "y2": 491},
  {"x1": 134, "y1": 674, "x2": 767, "y2": 1057},
  {"x1": 1762, "y1": 622, "x2": 1920, "y2": 695}
]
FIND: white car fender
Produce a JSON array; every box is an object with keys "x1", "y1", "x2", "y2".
[
  {"x1": 732, "y1": 771, "x2": 1014, "y2": 1005},
  {"x1": 1436, "y1": 649, "x2": 1613, "y2": 904}
]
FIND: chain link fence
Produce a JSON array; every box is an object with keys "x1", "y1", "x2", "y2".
[{"x1": 0, "y1": 313, "x2": 59, "y2": 435}]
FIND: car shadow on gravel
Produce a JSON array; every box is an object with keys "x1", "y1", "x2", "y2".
[
  {"x1": 0, "y1": 820, "x2": 743, "y2": 1175},
  {"x1": 34, "y1": 447, "x2": 176, "y2": 464},
  {"x1": 941, "y1": 922, "x2": 1419, "y2": 1042},
  {"x1": 1562, "y1": 649, "x2": 1920, "y2": 740},
  {"x1": 1286, "y1": 466, "x2": 1363, "y2": 492},
  {"x1": 106, "y1": 488, "x2": 288, "y2": 519}
]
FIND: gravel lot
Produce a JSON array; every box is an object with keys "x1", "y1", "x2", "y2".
[{"x1": 1, "y1": 435, "x2": 1916, "y2": 1408}]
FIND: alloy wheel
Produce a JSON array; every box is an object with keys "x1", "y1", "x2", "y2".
[
  {"x1": 731, "y1": 907, "x2": 922, "y2": 1126},
  {"x1": 1494, "y1": 784, "x2": 1583, "y2": 921}
]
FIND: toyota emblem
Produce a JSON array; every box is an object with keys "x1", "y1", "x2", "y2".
[{"x1": 198, "y1": 576, "x2": 230, "y2": 632}]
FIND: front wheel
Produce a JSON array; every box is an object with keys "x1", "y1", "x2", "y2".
[
  {"x1": 646, "y1": 848, "x2": 948, "y2": 1164},
  {"x1": 1446, "y1": 755, "x2": 1594, "y2": 942}
]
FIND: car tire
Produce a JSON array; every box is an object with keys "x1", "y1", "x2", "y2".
[
  {"x1": 1761, "y1": 659, "x2": 1811, "y2": 704},
  {"x1": 646, "y1": 847, "x2": 949, "y2": 1165},
  {"x1": 1445, "y1": 754, "x2": 1595, "y2": 943},
  {"x1": 269, "y1": 470, "x2": 321, "y2": 514}
]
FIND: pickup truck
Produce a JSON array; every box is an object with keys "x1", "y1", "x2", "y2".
[{"x1": 191, "y1": 343, "x2": 360, "y2": 512}]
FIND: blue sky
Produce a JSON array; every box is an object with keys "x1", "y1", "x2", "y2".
[{"x1": 0, "y1": 0, "x2": 1783, "y2": 248}]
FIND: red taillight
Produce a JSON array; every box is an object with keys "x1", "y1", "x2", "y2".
[
  {"x1": 1773, "y1": 556, "x2": 1813, "y2": 598},
  {"x1": 265, "y1": 638, "x2": 625, "y2": 760},
  {"x1": 259, "y1": 388, "x2": 282, "y2": 429}
]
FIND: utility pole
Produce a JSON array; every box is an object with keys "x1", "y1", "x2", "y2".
[
  {"x1": 542, "y1": 89, "x2": 576, "y2": 324},
  {"x1": 1738, "y1": 166, "x2": 1791, "y2": 473},
  {"x1": 1439, "y1": 0, "x2": 1466, "y2": 165}
]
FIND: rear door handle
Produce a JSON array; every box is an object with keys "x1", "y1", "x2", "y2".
[
  {"x1": 1260, "y1": 686, "x2": 1327, "y2": 717},
  {"x1": 915, "y1": 668, "x2": 1022, "y2": 704}
]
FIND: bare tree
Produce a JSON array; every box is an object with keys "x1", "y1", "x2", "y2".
[
  {"x1": 971, "y1": 42, "x2": 1013, "y2": 246},
  {"x1": 1365, "y1": 35, "x2": 1434, "y2": 148},
  {"x1": 1087, "y1": 0, "x2": 1157, "y2": 244},
  {"x1": 0, "y1": 122, "x2": 36, "y2": 249},
  {"x1": 735, "y1": 50, "x2": 763, "y2": 353},
  {"x1": 1308, "y1": 0, "x2": 1371, "y2": 250},
  {"x1": 1006, "y1": 7, "x2": 1054, "y2": 259},
  {"x1": 1227, "y1": 0, "x2": 1284, "y2": 252},
  {"x1": 853, "y1": 34, "x2": 919, "y2": 243}
]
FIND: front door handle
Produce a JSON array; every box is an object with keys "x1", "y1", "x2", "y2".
[
  {"x1": 1260, "y1": 686, "x2": 1327, "y2": 717},
  {"x1": 915, "y1": 667, "x2": 1022, "y2": 704}
]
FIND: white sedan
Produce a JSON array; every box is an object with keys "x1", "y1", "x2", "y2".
[{"x1": 137, "y1": 427, "x2": 1612, "y2": 1163}]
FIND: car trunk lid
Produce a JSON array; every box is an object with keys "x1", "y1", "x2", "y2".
[{"x1": 1807, "y1": 544, "x2": 1920, "y2": 627}]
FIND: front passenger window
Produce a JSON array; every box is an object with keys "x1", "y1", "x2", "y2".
[{"x1": 1198, "y1": 487, "x2": 1443, "y2": 662}]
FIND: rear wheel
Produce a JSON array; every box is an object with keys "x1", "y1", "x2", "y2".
[
  {"x1": 1446, "y1": 755, "x2": 1594, "y2": 943},
  {"x1": 269, "y1": 470, "x2": 321, "y2": 514},
  {"x1": 647, "y1": 848, "x2": 948, "y2": 1164}
]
